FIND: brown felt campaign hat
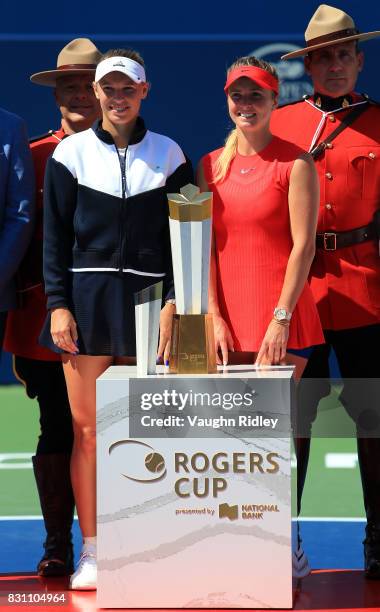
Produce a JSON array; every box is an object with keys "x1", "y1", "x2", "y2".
[
  {"x1": 282, "y1": 4, "x2": 380, "y2": 60},
  {"x1": 30, "y1": 38, "x2": 102, "y2": 86}
]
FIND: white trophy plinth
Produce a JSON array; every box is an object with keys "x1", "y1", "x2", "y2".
[{"x1": 96, "y1": 365, "x2": 294, "y2": 609}]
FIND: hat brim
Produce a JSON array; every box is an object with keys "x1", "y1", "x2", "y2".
[
  {"x1": 30, "y1": 68, "x2": 96, "y2": 87},
  {"x1": 224, "y1": 75, "x2": 278, "y2": 94},
  {"x1": 281, "y1": 30, "x2": 380, "y2": 60}
]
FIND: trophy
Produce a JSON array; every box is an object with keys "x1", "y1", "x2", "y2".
[
  {"x1": 134, "y1": 281, "x2": 162, "y2": 376},
  {"x1": 167, "y1": 184, "x2": 216, "y2": 374}
]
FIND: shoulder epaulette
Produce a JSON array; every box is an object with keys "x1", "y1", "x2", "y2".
[
  {"x1": 29, "y1": 130, "x2": 55, "y2": 144},
  {"x1": 277, "y1": 96, "x2": 308, "y2": 110}
]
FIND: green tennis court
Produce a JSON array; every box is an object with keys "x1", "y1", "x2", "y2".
[{"x1": 0, "y1": 384, "x2": 365, "y2": 519}]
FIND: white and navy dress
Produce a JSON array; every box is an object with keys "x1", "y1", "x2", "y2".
[{"x1": 40, "y1": 118, "x2": 193, "y2": 356}]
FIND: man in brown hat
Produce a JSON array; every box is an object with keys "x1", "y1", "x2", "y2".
[
  {"x1": 4, "y1": 38, "x2": 101, "y2": 577},
  {"x1": 271, "y1": 4, "x2": 380, "y2": 579}
]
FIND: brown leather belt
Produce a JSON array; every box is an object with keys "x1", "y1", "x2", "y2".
[{"x1": 316, "y1": 223, "x2": 376, "y2": 251}]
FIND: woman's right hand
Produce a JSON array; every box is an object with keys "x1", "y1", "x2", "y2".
[
  {"x1": 212, "y1": 313, "x2": 234, "y2": 366},
  {"x1": 255, "y1": 319, "x2": 289, "y2": 366},
  {"x1": 50, "y1": 308, "x2": 78, "y2": 355}
]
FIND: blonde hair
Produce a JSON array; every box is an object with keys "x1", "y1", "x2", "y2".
[
  {"x1": 99, "y1": 48, "x2": 145, "y2": 68},
  {"x1": 213, "y1": 56, "x2": 278, "y2": 184}
]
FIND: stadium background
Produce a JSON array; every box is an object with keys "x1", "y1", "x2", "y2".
[{"x1": 0, "y1": 0, "x2": 378, "y2": 573}]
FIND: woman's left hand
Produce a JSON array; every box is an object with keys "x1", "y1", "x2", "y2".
[
  {"x1": 157, "y1": 302, "x2": 176, "y2": 365},
  {"x1": 255, "y1": 320, "x2": 289, "y2": 366}
]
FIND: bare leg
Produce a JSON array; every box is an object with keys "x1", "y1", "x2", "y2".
[
  {"x1": 62, "y1": 355, "x2": 113, "y2": 537},
  {"x1": 115, "y1": 356, "x2": 136, "y2": 365}
]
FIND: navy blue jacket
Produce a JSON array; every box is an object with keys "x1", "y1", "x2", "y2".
[
  {"x1": 0, "y1": 108, "x2": 35, "y2": 311},
  {"x1": 43, "y1": 119, "x2": 193, "y2": 309}
]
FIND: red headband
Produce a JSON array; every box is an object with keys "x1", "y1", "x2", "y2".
[{"x1": 224, "y1": 66, "x2": 279, "y2": 95}]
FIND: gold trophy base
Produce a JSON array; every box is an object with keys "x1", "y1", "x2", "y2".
[{"x1": 169, "y1": 314, "x2": 217, "y2": 374}]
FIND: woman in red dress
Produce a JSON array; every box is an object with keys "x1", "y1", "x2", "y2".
[{"x1": 198, "y1": 56, "x2": 324, "y2": 377}]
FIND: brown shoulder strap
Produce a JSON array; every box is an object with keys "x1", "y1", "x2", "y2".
[{"x1": 311, "y1": 102, "x2": 369, "y2": 160}]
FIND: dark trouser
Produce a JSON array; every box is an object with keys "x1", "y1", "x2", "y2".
[
  {"x1": 14, "y1": 356, "x2": 75, "y2": 574},
  {"x1": 0, "y1": 311, "x2": 7, "y2": 357},
  {"x1": 14, "y1": 356, "x2": 73, "y2": 454},
  {"x1": 296, "y1": 323, "x2": 380, "y2": 526}
]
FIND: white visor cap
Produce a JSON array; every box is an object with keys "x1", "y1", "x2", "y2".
[{"x1": 95, "y1": 56, "x2": 146, "y2": 84}]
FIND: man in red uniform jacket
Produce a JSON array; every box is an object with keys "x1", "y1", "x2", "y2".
[
  {"x1": 271, "y1": 4, "x2": 380, "y2": 579},
  {"x1": 4, "y1": 38, "x2": 101, "y2": 576}
]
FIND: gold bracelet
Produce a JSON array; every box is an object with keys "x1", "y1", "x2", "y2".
[{"x1": 272, "y1": 318, "x2": 290, "y2": 327}]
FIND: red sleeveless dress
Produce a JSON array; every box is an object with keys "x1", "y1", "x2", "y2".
[{"x1": 202, "y1": 136, "x2": 324, "y2": 351}]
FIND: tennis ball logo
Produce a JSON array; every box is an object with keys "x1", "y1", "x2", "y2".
[
  {"x1": 145, "y1": 452, "x2": 165, "y2": 473},
  {"x1": 109, "y1": 439, "x2": 167, "y2": 482}
]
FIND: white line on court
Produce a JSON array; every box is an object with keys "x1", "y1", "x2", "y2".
[
  {"x1": 0, "y1": 516, "x2": 42, "y2": 520},
  {"x1": 1, "y1": 453, "x2": 359, "y2": 470},
  {"x1": 0, "y1": 452, "x2": 33, "y2": 469},
  {"x1": 290, "y1": 452, "x2": 359, "y2": 469},
  {"x1": 298, "y1": 517, "x2": 365, "y2": 522},
  {"x1": 0, "y1": 516, "x2": 78, "y2": 521},
  {"x1": 325, "y1": 453, "x2": 358, "y2": 469}
]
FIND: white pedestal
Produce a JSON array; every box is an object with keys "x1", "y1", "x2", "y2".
[{"x1": 96, "y1": 365, "x2": 294, "y2": 609}]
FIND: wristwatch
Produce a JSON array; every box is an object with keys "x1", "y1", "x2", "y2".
[
  {"x1": 165, "y1": 298, "x2": 176, "y2": 305},
  {"x1": 273, "y1": 307, "x2": 292, "y2": 322}
]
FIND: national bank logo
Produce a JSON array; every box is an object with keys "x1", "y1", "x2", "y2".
[
  {"x1": 109, "y1": 439, "x2": 167, "y2": 483},
  {"x1": 219, "y1": 503, "x2": 239, "y2": 521},
  {"x1": 250, "y1": 43, "x2": 313, "y2": 105}
]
